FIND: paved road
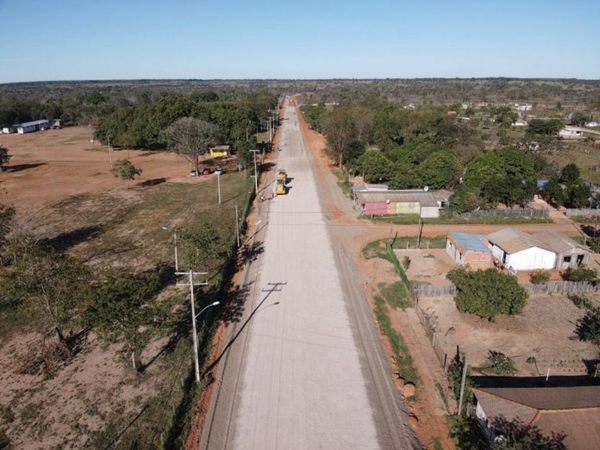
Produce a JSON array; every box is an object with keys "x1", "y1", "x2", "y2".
[{"x1": 201, "y1": 101, "x2": 418, "y2": 449}]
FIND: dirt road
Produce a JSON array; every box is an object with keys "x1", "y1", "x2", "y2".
[{"x1": 201, "y1": 101, "x2": 418, "y2": 449}]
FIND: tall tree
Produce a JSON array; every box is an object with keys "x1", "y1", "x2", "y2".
[
  {"x1": 419, "y1": 150, "x2": 461, "y2": 189},
  {"x1": 321, "y1": 109, "x2": 358, "y2": 169},
  {"x1": 162, "y1": 117, "x2": 219, "y2": 173}
]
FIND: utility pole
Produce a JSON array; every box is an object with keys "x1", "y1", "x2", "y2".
[
  {"x1": 235, "y1": 204, "x2": 240, "y2": 248},
  {"x1": 458, "y1": 358, "x2": 468, "y2": 416},
  {"x1": 250, "y1": 149, "x2": 260, "y2": 194},
  {"x1": 161, "y1": 226, "x2": 179, "y2": 272},
  {"x1": 107, "y1": 136, "x2": 114, "y2": 170},
  {"x1": 217, "y1": 172, "x2": 222, "y2": 205},
  {"x1": 175, "y1": 270, "x2": 213, "y2": 383}
]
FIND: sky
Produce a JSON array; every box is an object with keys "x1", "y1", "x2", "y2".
[{"x1": 0, "y1": 0, "x2": 599, "y2": 83}]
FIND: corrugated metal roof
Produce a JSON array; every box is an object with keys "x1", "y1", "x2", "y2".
[
  {"x1": 356, "y1": 190, "x2": 439, "y2": 207},
  {"x1": 351, "y1": 184, "x2": 389, "y2": 193},
  {"x1": 486, "y1": 228, "x2": 552, "y2": 254},
  {"x1": 534, "y1": 408, "x2": 600, "y2": 450},
  {"x1": 476, "y1": 386, "x2": 600, "y2": 410},
  {"x1": 449, "y1": 232, "x2": 490, "y2": 253},
  {"x1": 532, "y1": 230, "x2": 590, "y2": 255},
  {"x1": 19, "y1": 119, "x2": 49, "y2": 127}
]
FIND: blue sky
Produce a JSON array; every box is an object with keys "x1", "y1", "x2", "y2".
[{"x1": 0, "y1": 0, "x2": 598, "y2": 82}]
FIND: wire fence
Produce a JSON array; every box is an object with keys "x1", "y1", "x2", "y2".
[
  {"x1": 524, "y1": 280, "x2": 597, "y2": 295},
  {"x1": 458, "y1": 208, "x2": 548, "y2": 218}
]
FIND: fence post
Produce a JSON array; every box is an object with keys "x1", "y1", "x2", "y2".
[
  {"x1": 458, "y1": 359, "x2": 468, "y2": 416},
  {"x1": 432, "y1": 332, "x2": 437, "y2": 347}
]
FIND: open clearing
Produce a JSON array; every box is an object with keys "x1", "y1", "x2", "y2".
[
  {"x1": 0, "y1": 127, "x2": 251, "y2": 448},
  {"x1": 0, "y1": 126, "x2": 213, "y2": 213}
]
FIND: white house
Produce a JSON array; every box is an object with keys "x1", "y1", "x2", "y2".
[
  {"x1": 559, "y1": 126, "x2": 585, "y2": 139},
  {"x1": 486, "y1": 228, "x2": 556, "y2": 271},
  {"x1": 514, "y1": 103, "x2": 532, "y2": 112},
  {"x1": 511, "y1": 119, "x2": 528, "y2": 127},
  {"x1": 585, "y1": 121, "x2": 599, "y2": 128},
  {"x1": 17, "y1": 119, "x2": 50, "y2": 134}
]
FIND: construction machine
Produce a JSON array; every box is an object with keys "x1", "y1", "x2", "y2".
[{"x1": 275, "y1": 169, "x2": 288, "y2": 195}]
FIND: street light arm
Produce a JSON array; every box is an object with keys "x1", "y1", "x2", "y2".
[{"x1": 195, "y1": 301, "x2": 220, "y2": 319}]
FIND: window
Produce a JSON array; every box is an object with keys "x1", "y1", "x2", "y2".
[{"x1": 563, "y1": 256, "x2": 571, "y2": 263}]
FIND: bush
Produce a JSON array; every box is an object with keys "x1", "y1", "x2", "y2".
[
  {"x1": 575, "y1": 308, "x2": 600, "y2": 346},
  {"x1": 564, "y1": 266, "x2": 597, "y2": 282},
  {"x1": 448, "y1": 267, "x2": 528, "y2": 321},
  {"x1": 488, "y1": 350, "x2": 516, "y2": 375},
  {"x1": 568, "y1": 293, "x2": 594, "y2": 310},
  {"x1": 530, "y1": 270, "x2": 550, "y2": 284},
  {"x1": 402, "y1": 256, "x2": 411, "y2": 270}
]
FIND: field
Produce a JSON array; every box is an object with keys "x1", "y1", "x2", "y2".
[
  {"x1": 0, "y1": 128, "x2": 253, "y2": 448},
  {"x1": 544, "y1": 140, "x2": 600, "y2": 184}
]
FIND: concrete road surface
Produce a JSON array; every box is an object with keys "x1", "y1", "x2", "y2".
[{"x1": 201, "y1": 101, "x2": 418, "y2": 450}]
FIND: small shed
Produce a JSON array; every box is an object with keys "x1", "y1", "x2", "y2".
[
  {"x1": 559, "y1": 126, "x2": 584, "y2": 139},
  {"x1": 446, "y1": 232, "x2": 493, "y2": 270},
  {"x1": 209, "y1": 145, "x2": 231, "y2": 158},
  {"x1": 486, "y1": 228, "x2": 556, "y2": 271},
  {"x1": 532, "y1": 230, "x2": 591, "y2": 269}
]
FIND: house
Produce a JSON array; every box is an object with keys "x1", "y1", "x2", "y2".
[
  {"x1": 473, "y1": 385, "x2": 600, "y2": 450},
  {"x1": 559, "y1": 126, "x2": 585, "y2": 139},
  {"x1": 486, "y1": 228, "x2": 556, "y2": 271},
  {"x1": 446, "y1": 232, "x2": 493, "y2": 270},
  {"x1": 17, "y1": 119, "x2": 50, "y2": 134},
  {"x1": 532, "y1": 230, "x2": 591, "y2": 269},
  {"x1": 585, "y1": 121, "x2": 599, "y2": 128},
  {"x1": 209, "y1": 145, "x2": 231, "y2": 158},
  {"x1": 2, "y1": 125, "x2": 17, "y2": 134},
  {"x1": 51, "y1": 118, "x2": 63, "y2": 129},
  {"x1": 514, "y1": 103, "x2": 532, "y2": 112},
  {"x1": 511, "y1": 119, "x2": 528, "y2": 127},
  {"x1": 354, "y1": 188, "x2": 451, "y2": 218}
]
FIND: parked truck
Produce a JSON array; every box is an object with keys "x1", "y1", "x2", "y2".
[{"x1": 275, "y1": 169, "x2": 288, "y2": 195}]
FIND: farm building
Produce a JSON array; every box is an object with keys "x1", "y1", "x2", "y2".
[
  {"x1": 486, "y1": 228, "x2": 556, "y2": 271},
  {"x1": 17, "y1": 119, "x2": 50, "y2": 134},
  {"x1": 354, "y1": 188, "x2": 451, "y2": 218},
  {"x1": 559, "y1": 126, "x2": 584, "y2": 139},
  {"x1": 2, "y1": 125, "x2": 17, "y2": 134},
  {"x1": 446, "y1": 232, "x2": 493, "y2": 270},
  {"x1": 532, "y1": 230, "x2": 591, "y2": 269},
  {"x1": 209, "y1": 145, "x2": 231, "y2": 158},
  {"x1": 473, "y1": 384, "x2": 600, "y2": 450},
  {"x1": 585, "y1": 121, "x2": 599, "y2": 128}
]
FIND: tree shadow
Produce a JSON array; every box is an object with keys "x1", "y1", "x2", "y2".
[
  {"x1": 581, "y1": 224, "x2": 600, "y2": 238},
  {"x1": 138, "y1": 177, "x2": 166, "y2": 187},
  {"x1": 260, "y1": 162, "x2": 276, "y2": 172},
  {"x1": 39, "y1": 225, "x2": 105, "y2": 251},
  {"x1": 5, "y1": 163, "x2": 46, "y2": 173},
  {"x1": 221, "y1": 282, "x2": 253, "y2": 324},
  {"x1": 238, "y1": 241, "x2": 264, "y2": 268}
]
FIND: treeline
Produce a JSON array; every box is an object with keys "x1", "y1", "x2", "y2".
[
  {"x1": 94, "y1": 92, "x2": 276, "y2": 154},
  {"x1": 303, "y1": 100, "x2": 549, "y2": 211}
]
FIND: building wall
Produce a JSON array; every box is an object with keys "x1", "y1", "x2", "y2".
[
  {"x1": 395, "y1": 202, "x2": 421, "y2": 215},
  {"x1": 420, "y1": 206, "x2": 440, "y2": 218},
  {"x1": 555, "y1": 250, "x2": 591, "y2": 269},
  {"x1": 506, "y1": 247, "x2": 556, "y2": 271},
  {"x1": 464, "y1": 250, "x2": 493, "y2": 270}
]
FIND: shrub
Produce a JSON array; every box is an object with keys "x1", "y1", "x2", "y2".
[
  {"x1": 564, "y1": 266, "x2": 597, "y2": 282},
  {"x1": 530, "y1": 270, "x2": 550, "y2": 284},
  {"x1": 491, "y1": 416, "x2": 566, "y2": 449},
  {"x1": 448, "y1": 267, "x2": 528, "y2": 321},
  {"x1": 488, "y1": 350, "x2": 516, "y2": 375},
  {"x1": 568, "y1": 293, "x2": 594, "y2": 310},
  {"x1": 402, "y1": 256, "x2": 411, "y2": 270},
  {"x1": 575, "y1": 308, "x2": 600, "y2": 346}
]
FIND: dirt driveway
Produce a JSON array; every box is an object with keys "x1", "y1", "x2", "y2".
[{"x1": 0, "y1": 127, "x2": 208, "y2": 214}]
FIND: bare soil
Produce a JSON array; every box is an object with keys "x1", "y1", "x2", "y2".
[
  {"x1": 0, "y1": 126, "x2": 211, "y2": 214},
  {"x1": 419, "y1": 294, "x2": 599, "y2": 376}
]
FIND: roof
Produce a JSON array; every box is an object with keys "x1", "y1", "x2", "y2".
[
  {"x1": 486, "y1": 228, "x2": 552, "y2": 254},
  {"x1": 432, "y1": 189, "x2": 452, "y2": 202},
  {"x1": 448, "y1": 232, "x2": 490, "y2": 253},
  {"x1": 532, "y1": 230, "x2": 590, "y2": 255},
  {"x1": 474, "y1": 386, "x2": 600, "y2": 450},
  {"x1": 210, "y1": 145, "x2": 230, "y2": 151},
  {"x1": 19, "y1": 119, "x2": 49, "y2": 127},
  {"x1": 351, "y1": 184, "x2": 389, "y2": 193},
  {"x1": 356, "y1": 190, "x2": 440, "y2": 207}
]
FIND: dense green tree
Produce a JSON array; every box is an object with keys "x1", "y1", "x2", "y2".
[
  {"x1": 492, "y1": 106, "x2": 518, "y2": 127},
  {"x1": 449, "y1": 185, "x2": 481, "y2": 213},
  {"x1": 491, "y1": 416, "x2": 566, "y2": 450},
  {"x1": 526, "y1": 118, "x2": 564, "y2": 137},
  {"x1": 419, "y1": 150, "x2": 461, "y2": 189},
  {"x1": 388, "y1": 164, "x2": 422, "y2": 189},
  {"x1": 565, "y1": 180, "x2": 591, "y2": 208},
  {"x1": 575, "y1": 307, "x2": 600, "y2": 346},
  {"x1": 179, "y1": 222, "x2": 225, "y2": 272},
  {"x1": 355, "y1": 150, "x2": 394, "y2": 183},
  {"x1": 560, "y1": 163, "x2": 580, "y2": 186},
  {"x1": 569, "y1": 111, "x2": 590, "y2": 126},
  {"x1": 447, "y1": 267, "x2": 528, "y2": 321}
]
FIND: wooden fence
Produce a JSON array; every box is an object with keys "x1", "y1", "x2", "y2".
[
  {"x1": 412, "y1": 284, "x2": 457, "y2": 298},
  {"x1": 458, "y1": 208, "x2": 548, "y2": 218},
  {"x1": 566, "y1": 208, "x2": 600, "y2": 218}
]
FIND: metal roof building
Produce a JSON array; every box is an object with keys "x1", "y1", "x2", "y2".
[{"x1": 446, "y1": 232, "x2": 493, "y2": 270}]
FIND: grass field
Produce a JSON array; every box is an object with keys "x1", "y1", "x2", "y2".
[
  {"x1": 0, "y1": 172, "x2": 254, "y2": 449},
  {"x1": 544, "y1": 141, "x2": 600, "y2": 184}
]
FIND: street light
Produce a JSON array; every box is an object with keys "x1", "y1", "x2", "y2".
[
  {"x1": 196, "y1": 301, "x2": 220, "y2": 319},
  {"x1": 217, "y1": 172, "x2": 222, "y2": 204},
  {"x1": 161, "y1": 225, "x2": 179, "y2": 271}
]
